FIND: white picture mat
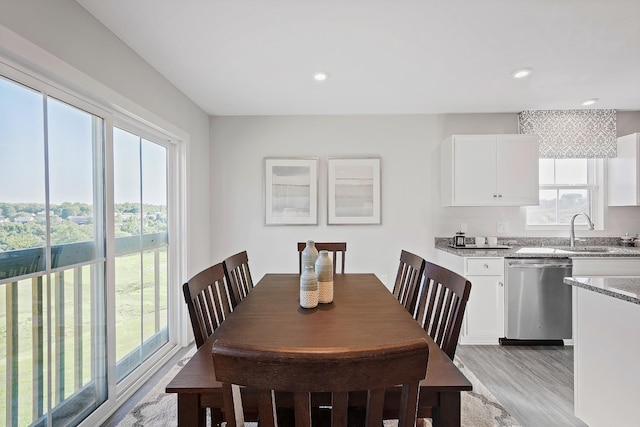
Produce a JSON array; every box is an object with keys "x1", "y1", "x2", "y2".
[
  {"x1": 328, "y1": 158, "x2": 381, "y2": 224},
  {"x1": 265, "y1": 158, "x2": 318, "y2": 225}
]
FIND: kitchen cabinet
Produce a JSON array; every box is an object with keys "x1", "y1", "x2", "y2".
[
  {"x1": 608, "y1": 133, "x2": 640, "y2": 206},
  {"x1": 441, "y1": 134, "x2": 540, "y2": 206},
  {"x1": 436, "y1": 250, "x2": 504, "y2": 344}
]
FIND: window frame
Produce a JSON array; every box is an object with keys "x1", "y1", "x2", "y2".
[
  {"x1": 0, "y1": 48, "x2": 187, "y2": 426},
  {"x1": 525, "y1": 158, "x2": 604, "y2": 231}
]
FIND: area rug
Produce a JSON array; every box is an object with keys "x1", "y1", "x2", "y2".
[{"x1": 116, "y1": 348, "x2": 520, "y2": 427}]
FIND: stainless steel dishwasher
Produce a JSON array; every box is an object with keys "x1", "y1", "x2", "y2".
[{"x1": 503, "y1": 258, "x2": 573, "y2": 344}]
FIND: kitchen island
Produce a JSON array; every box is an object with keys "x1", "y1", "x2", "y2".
[{"x1": 563, "y1": 276, "x2": 640, "y2": 427}]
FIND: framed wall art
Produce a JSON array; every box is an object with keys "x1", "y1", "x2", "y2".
[
  {"x1": 327, "y1": 158, "x2": 381, "y2": 224},
  {"x1": 264, "y1": 157, "x2": 318, "y2": 225}
]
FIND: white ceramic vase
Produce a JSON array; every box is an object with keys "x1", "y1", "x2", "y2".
[
  {"x1": 315, "y1": 250, "x2": 333, "y2": 303},
  {"x1": 299, "y1": 265, "x2": 318, "y2": 308},
  {"x1": 301, "y1": 240, "x2": 318, "y2": 271}
]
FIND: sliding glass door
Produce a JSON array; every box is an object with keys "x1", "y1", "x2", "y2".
[
  {"x1": 113, "y1": 127, "x2": 169, "y2": 383},
  {"x1": 0, "y1": 64, "x2": 178, "y2": 426},
  {"x1": 0, "y1": 76, "x2": 107, "y2": 427}
]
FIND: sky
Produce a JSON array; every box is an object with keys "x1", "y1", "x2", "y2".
[{"x1": 0, "y1": 76, "x2": 167, "y2": 207}]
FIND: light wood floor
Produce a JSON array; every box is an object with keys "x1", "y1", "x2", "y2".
[
  {"x1": 102, "y1": 346, "x2": 191, "y2": 427},
  {"x1": 456, "y1": 344, "x2": 588, "y2": 427},
  {"x1": 105, "y1": 344, "x2": 586, "y2": 427}
]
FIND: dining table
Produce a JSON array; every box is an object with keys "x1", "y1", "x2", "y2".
[{"x1": 166, "y1": 273, "x2": 472, "y2": 427}]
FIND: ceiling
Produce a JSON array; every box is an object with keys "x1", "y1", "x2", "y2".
[{"x1": 75, "y1": 0, "x2": 640, "y2": 116}]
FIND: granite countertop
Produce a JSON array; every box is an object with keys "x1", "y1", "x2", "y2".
[
  {"x1": 435, "y1": 237, "x2": 640, "y2": 258},
  {"x1": 564, "y1": 276, "x2": 640, "y2": 305}
]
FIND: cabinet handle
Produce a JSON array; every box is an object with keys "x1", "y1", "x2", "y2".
[
  {"x1": 497, "y1": 194, "x2": 503, "y2": 198},
  {"x1": 492, "y1": 194, "x2": 497, "y2": 198},
  {"x1": 483, "y1": 263, "x2": 489, "y2": 268},
  {"x1": 498, "y1": 281, "x2": 504, "y2": 287}
]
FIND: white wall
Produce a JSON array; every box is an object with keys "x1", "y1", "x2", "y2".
[
  {"x1": 210, "y1": 113, "x2": 640, "y2": 288},
  {"x1": 0, "y1": 0, "x2": 212, "y2": 278}
]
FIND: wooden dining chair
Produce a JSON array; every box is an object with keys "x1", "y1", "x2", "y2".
[
  {"x1": 212, "y1": 338, "x2": 429, "y2": 427},
  {"x1": 297, "y1": 242, "x2": 347, "y2": 274},
  {"x1": 223, "y1": 250, "x2": 254, "y2": 308},
  {"x1": 414, "y1": 261, "x2": 471, "y2": 360},
  {"x1": 182, "y1": 262, "x2": 235, "y2": 348},
  {"x1": 392, "y1": 250, "x2": 426, "y2": 317}
]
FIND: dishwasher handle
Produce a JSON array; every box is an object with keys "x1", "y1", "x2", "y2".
[{"x1": 508, "y1": 263, "x2": 572, "y2": 269}]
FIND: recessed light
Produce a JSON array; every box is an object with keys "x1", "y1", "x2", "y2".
[
  {"x1": 582, "y1": 98, "x2": 598, "y2": 106},
  {"x1": 313, "y1": 72, "x2": 329, "y2": 82},
  {"x1": 512, "y1": 68, "x2": 532, "y2": 79}
]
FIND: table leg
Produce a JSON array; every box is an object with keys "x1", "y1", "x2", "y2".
[
  {"x1": 431, "y1": 391, "x2": 461, "y2": 427},
  {"x1": 177, "y1": 393, "x2": 206, "y2": 427}
]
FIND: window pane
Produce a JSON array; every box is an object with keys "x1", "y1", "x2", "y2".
[
  {"x1": 114, "y1": 252, "x2": 142, "y2": 381},
  {"x1": 539, "y1": 159, "x2": 554, "y2": 185},
  {"x1": 527, "y1": 189, "x2": 557, "y2": 225},
  {"x1": 558, "y1": 190, "x2": 589, "y2": 224},
  {"x1": 0, "y1": 77, "x2": 46, "y2": 275},
  {"x1": 47, "y1": 97, "x2": 104, "y2": 267},
  {"x1": 555, "y1": 159, "x2": 587, "y2": 184},
  {"x1": 1, "y1": 77, "x2": 107, "y2": 427},
  {"x1": 141, "y1": 139, "x2": 167, "y2": 235},
  {"x1": 114, "y1": 128, "x2": 141, "y2": 239},
  {"x1": 113, "y1": 128, "x2": 169, "y2": 383}
]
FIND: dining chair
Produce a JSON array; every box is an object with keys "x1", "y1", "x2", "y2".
[
  {"x1": 223, "y1": 250, "x2": 254, "y2": 308},
  {"x1": 212, "y1": 338, "x2": 429, "y2": 427},
  {"x1": 392, "y1": 250, "x2": 426, "y2": 317},
  {"x1": 297, "y1": 242, "x2": 347, "y2": 274},
  {"x1": 414, "y1": 261, "x2": 471, "y2": 360},
  {"x1": 182, "y1": 262, "x2": 235, "y2": 348}
]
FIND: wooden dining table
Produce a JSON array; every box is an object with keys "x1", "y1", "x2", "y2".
[{"x1": 166, "y1": 273, "x2": 472, "y2": 427}]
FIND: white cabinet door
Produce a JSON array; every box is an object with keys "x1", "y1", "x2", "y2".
[
  {"x1": 460, "y1": 257, "x2": 505, "y2": 345},
  {"x1": 435, "y1": 250, "x2": 505, "y2": 345},
  {"x1": 452, "y1": 135, "x2": 497, "y2": 205},
  {"x1": 608, "y1": 133, "x2": 640, "y2": 206},
  {"x1": 496, "y1": 135, "x2": 539, "y2": 204},
  {"x1": 441, "y1": 134, "x2": 539, "y2": 206}
]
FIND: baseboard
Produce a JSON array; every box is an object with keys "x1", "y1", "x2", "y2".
[{"x1": 499, "y1": 337, "x2": 565, "y2": 346}]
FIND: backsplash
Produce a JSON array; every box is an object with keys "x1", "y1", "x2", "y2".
[{"x1": 435, "y1": 236, "x2": 623, "y2": 247}]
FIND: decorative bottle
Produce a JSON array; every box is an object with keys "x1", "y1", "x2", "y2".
[
  {"x1": 301, "y1": 240, "x2": 319, "y2": 271},
  {"x1": 300, "y1": 265, "x2": 319, "y2": 308},
  {"x1": 315, "y1": 250, "x2": 334, "y2": 303}
]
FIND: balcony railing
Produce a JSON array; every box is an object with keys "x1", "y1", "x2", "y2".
[{"x1": 0, "y1": 232, "x2": 168, "y2": 427}]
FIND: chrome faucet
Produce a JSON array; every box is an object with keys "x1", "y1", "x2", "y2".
[{"x1": 569, "y1": 212, "x2": 595, "y2": 247}]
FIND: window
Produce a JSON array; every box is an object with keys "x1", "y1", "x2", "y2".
[
  {"x1": 0, "y1": 63, "x2": 180, "y2": 426},
  {"x1": 526, "y1": 158, "x2": 602, "y2": 228}
]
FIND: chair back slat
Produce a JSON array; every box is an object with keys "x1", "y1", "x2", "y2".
[
  {"x1": 212, "y1": 338, "x2": 429, "y2": 427},
  {"x1": 223, "y1": 251, "x2": 254, "y2": 308},
  {"x1": 182, "y1": 262, "x2": 234, "y2": 348},
  {"x1": 297, "y1": 242, "x2": 347, "y2": 274},
  {"x1": 414, "y1": 261, "x2": 471, "y2": 359},
  {"x1": 393, "y1": 250, "x2": 425, "y2": 316}
]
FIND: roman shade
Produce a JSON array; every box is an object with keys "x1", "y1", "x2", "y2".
[{"x1": 518, "y1": 109, "x2": 617, "y2": 158}]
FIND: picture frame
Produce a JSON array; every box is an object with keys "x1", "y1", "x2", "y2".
[
  {"x1": 264, "y1": 157, "x2": 318, "y2": 225},
  {"x1": 327, "y1": 158, "x2": 381, "y2": 224}
]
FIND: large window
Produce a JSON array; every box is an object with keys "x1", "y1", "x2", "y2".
[
  {"x1": 0, "y1": 64, "x2": 178, "y2": 427},
  {"x1": 526, "y1": 158, "x2": 601, "y2": 227}
]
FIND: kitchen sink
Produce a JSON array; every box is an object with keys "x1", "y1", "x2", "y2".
[
  {"x1": 516, "y1": 246, "x2": 615, "y2": 255},
  {"x1": 564, "y1": 246, "x2": 613, "y2": 253}
]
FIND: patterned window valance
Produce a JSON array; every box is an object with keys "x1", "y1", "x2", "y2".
[{"x1": 518, "y1": 109, "x2": 617, "y2": 158}]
